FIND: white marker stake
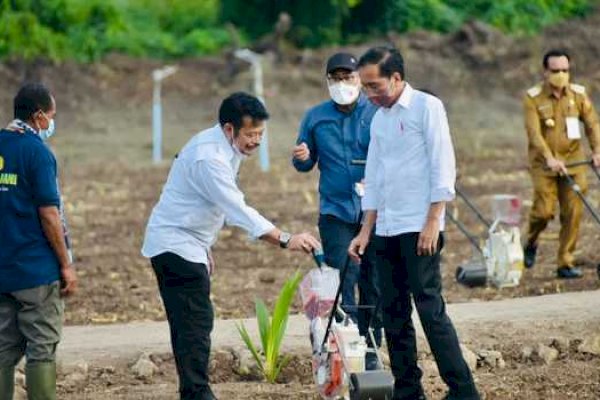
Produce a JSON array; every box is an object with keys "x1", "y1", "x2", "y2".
[
  {"x1": 152, "y1": 65, "x2": 178, "y2": 164},
  {"x1": 234, "y1": 49, "x2": 270, "y2": 172}
]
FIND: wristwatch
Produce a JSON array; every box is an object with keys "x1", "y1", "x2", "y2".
[{"x1": 279, "y1": 231, "x2": 292, "y2": 249}]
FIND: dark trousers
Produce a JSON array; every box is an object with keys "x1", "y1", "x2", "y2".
[
  {"x1": 151, "y1": 252, "x2": 214, "y2": 400},
  {"x1": 319, "y1": 214, "x2": 382, "y2": 347},
  {"x1": 376, "y1": 233, "x2": 479, "y2": 400}
]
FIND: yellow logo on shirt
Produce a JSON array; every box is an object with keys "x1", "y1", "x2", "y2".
[{"x1": 0, "y1": 155, "x2": 18, "y2": 186}]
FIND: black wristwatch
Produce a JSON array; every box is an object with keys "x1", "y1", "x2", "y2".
[{"x1": 279, "y1": 231, "x2": 292, "y2": 249}]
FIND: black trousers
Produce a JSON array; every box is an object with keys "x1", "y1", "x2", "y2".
[
  {"x1": 151, "y1": 252, "x2": 214, "y2": 400},
  {"x1": 376, "y1": 233, "x2": 479, "y2": 400}
]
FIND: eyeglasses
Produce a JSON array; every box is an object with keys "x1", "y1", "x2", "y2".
[
  {"x1": 240, "y1": 130, "x2": 264, "y2": 141},
  {"x1": 361, "y1": 80, "x2": 392, "y2": 95}
]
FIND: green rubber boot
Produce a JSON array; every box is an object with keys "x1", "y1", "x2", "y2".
[
  {"x1": 0, "y1": 366, "x2": 15, "y2": 400},
  {"x1": 25, "y1": 362, "x2": 56, "y2": 400}
]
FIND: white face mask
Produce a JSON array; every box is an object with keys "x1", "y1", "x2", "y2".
[
  {"x1": 39, "y1": 118, "x2": 55, "y2": 140},
  {"x1": 328, "y1": 82, "x2": 360, "y2": 105},
  {"x1": 226, "y1": 128, "x2": 248, "y2": 159},
  {"x1": 231, "y1": 140, "x2": 248, "y2": 159}
]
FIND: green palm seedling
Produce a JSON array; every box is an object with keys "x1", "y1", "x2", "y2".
[{"x1": 236, "y1": 270, "x2": 303, "y2": 383}]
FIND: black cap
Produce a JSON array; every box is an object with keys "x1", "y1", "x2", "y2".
[{"x1": 326, "y1": 52, "x2": 358, "y2": 74}]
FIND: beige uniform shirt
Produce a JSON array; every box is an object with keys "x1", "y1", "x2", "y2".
[{"x1": 524, "y1": 82, "x2": 600, "y2": 174}]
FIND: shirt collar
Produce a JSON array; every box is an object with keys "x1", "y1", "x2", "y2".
[
  {"x1": 12, "y1": 119, "x2": 38, "y2": 135},
  {"x1": 391, "y1": 82, "x2": 414, "y2": 110}
]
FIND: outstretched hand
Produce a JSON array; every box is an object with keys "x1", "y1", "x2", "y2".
[{"x1": 287, "y1": 232, "x2": 321, "y2": 254}]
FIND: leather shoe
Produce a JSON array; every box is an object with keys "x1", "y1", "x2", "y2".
[
  {"x1": 557, "y1": 266, "x2": 583, "y2": 279},
  {"x1": 442, "y1": 392, "x2": 480, "y2": 400},
  {"x1": 392, "y1": 387, "x2": 426, "y2": 400},
  {"x1": 523, "y1": 244, "x2": 537, "y2": 269}
]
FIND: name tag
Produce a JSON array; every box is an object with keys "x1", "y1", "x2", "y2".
[{"x1": 566, "y1": 117, "x2": 581, "y2": 139}]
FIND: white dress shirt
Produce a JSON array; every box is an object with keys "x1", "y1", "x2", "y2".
[
  {"x1": 362, "y1": 83, "x2": 456, "y2": 237},
  {"x1": 142, "y1": 124, "x2": 275, "y2": 266}
]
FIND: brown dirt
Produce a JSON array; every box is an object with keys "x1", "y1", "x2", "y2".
[
  {"x1": 2, "y1": 8, "x2": 600, "y2": 400},
  {"x1": 57, "y1": 329, "x2": 600, "y2": 399}
]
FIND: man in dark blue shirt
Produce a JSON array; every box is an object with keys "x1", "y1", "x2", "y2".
[
  {"x1": 292, "y1": 52, "x2": 382, "y2": 369},
  {"x1": 0, "y1": 83, "x2": 77, "y2": 400}
]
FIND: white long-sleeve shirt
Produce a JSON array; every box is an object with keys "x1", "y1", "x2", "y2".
[
  {"x1": 362, "y1": 83, "x2": 456, "y2": 237},
  {"x1": 142, "y1": 124, "x2": 275, "y2": 265}
]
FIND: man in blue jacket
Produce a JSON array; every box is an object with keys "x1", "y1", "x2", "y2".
[
  {"x1": 292, "y1": 52, "x2": 382, "y2": 369},
  {"x1": 0, "y1": 83, "x2": 77, "y2": 400}
]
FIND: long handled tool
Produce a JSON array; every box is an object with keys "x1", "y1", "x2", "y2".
[
  {"x1": 455, "y1": 186, "x2": 492, "y2": 228},
  {"x1": 306, "y1": 250, "x2": 394, "y2": 399},
  {"x1": 446, "y1": 211, "x2": 488, "y2": 287},
  {"x1": 550, "y1": 160, "x2": 600, "y2": 279},
  {"x1": 562, "y1": 161, "x2": 600, "y2": 279},
  {"x1": 450, "y1": 186, "x2": 524, "y2": 288}
]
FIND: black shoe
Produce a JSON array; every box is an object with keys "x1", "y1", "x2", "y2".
[
  {"x1": 442, "y1": 391, "x2": 480, "y2": 400},
  {"x1": 442, "y1": 395, "x2": 479, "y2": 400},
  {"x1": 392, "y1": 386, "x2": 426, "y2": 400},
  {"x1": 365, "y1": 352, "x2": 381, "y2": 371},
  {"x1": 393, "y1": 393, "x2": 426, "y2": 400},
  {"x1": 523, "y1": 244, "x2": 537, "y2": 269},
  {"x1": 557, "y1": 266, "x2": 583, "y2": 279}
]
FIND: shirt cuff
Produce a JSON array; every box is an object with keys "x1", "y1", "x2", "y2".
[
  {"x1": 361, "y1": 194, "x2": 377, "y2": 211},
  {"x1": 35, "y1": 198, "x2": 61, "y2": 208},
  {"x1": 431, "y1": 187, "x2": 455, "y2": 203},
  {"x1": 250, "y1": 220, "x2": 276, "y2": 241}
]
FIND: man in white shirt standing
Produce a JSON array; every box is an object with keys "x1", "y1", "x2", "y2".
[
  {"x1": 349, "y1": 47, "x2": 480, "y2": 400},
  {"x1": 142, "y1": 92, "x2": 320, "y2": 400}
]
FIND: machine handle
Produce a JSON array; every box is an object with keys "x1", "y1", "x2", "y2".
[{"x1": 311, "y1": 248, "x2": 325, "y2": 269}]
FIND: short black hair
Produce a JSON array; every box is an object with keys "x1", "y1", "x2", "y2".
[
  {"x1": 14, "y1": 83, "x2": 53, "y2": 121},
  {"x1": 543, "y1": 49, "x2": 570, "y2": 69},
  {"x1": 218, "y1": 92, "x2": 269, "y2": 130},
  {"x1": 358, "y1": 46, "x2": 405, "y2": 80}
]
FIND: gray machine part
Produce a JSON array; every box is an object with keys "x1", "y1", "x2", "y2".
[
  {"x1": 349, "y1": 371, "x2": 394, "y2": 400},
  {"x1": 456, "y1": 264, "x2": 487, "y2": 287}
]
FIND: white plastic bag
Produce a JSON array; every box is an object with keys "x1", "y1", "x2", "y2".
[{"x1": 300, "y1": 266, "x2": 340, "y2": 319}]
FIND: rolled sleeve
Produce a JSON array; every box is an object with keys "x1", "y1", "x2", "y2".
[
  {"x1": 424, "y1": 97, "x2": 456, "y2": 203},
  {"x1": 362, "y1": 121, "x2": 379, "y2": 211},
  {"x1": 191, "y1": 159, "x2": 275, "y2": 239}
]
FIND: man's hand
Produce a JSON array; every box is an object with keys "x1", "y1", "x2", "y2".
[
  {"x1": 60, "y1": 265, "x2": 77, "y2": 297},
  {"x1": 292, "y1": 143, "x2": 310, "y2": 162},
  {"x1": 348, "y1": 232, "x2": 370, "y2": 264},
  {"x1": 592, "y1": 154, "x2": 600, "y2": 169},
  {"x1": 417, "y1": 218, "x2": 440, "y2": 256},
  {"x1": 546, "y1": 157, "x2": 568, "y2": 175},
  {"x1": 287, "y1": 232, "x2": 321, "y2": 254}
]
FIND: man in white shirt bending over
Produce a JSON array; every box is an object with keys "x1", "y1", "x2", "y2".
[
  {"x1": 142, "y1": 92, "x2": 320, "y2": 400},
  {"x1": 349, "y1": 47, "x2": 480, "y2": 400}
]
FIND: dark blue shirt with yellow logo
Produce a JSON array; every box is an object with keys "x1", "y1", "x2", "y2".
[{"x1": 0, "y1": 129, "x2": 61, "y2": 293}]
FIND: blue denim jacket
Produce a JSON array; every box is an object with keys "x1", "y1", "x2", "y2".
[{"x1": 293, "y1": 94, "x2": 378, "y2": 224}]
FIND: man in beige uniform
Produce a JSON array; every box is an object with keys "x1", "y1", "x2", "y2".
[{"x1": 523, "y1": 49, "x2": 600, "y2": 279}]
